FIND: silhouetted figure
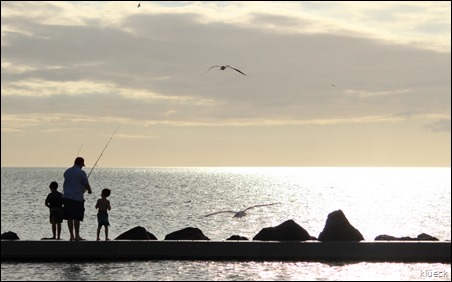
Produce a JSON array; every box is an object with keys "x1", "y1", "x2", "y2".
[
  {"x1": 96, "y1": 188, "x2": 112, "y2": 241},
  {"x1": 62, "y1": 157, "x2": 92, "y2": 241},
  {"x1": 44, "y1": 181, "x2": 63, "y2": 239}
]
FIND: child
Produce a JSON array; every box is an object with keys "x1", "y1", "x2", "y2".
[
  {"x1": 95, "y1": 188, "x2": 111, "y2": 241},
  {"x1": 45, "y1": 181, "x2": 63, "y2": 239}
]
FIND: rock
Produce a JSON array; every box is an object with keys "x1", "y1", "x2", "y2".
[
  {"x1": 164, "y1": 227, "x2": 210, "y2": 240},
  {"x1": 1, "y1": 231, "x2": 20, "y2": 240},
  {"x1": 253, "y1": 219, "x2": 312, "y2": 241},
  {"x1": 318, "y1": 210, "x2": 364, "y2": 241},
  {"x1": 417, "y1": 233, "x2": 439, "y2": 241},
  {"x1": 115, "y1": 226, "x2": 157, "y2": 240},
  {"x1": 374, "y1": 234, "x2": 413, "y2": 240},
  {"x1": 374, "y1": 234, "x2": 399, "y2": 240},
  {"x1": 226, "y1": 235, "x2": 249, "y2": 240},
  {"x1": 375, "y1": 233, "x2": 439, "y2": 241}
]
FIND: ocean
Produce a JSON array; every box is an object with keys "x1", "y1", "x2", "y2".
[{"x1": 1, "y1": 167, "x2": 451, "y2": 280}]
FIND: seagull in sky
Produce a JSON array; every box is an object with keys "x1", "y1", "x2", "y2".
[
  {"x1": 203, "y1": 203, "x2": 280, "y2": 218},
  {"x1": 137, "y1": 3, "x2": 141, "y2": 8},
  {"x1": 207, "y1": 65, "x2": 246, "y2": 76}
]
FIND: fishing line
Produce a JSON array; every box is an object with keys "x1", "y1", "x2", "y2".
[{"x1": 87, "y1": 127, "x2": 119, "y2": 178}]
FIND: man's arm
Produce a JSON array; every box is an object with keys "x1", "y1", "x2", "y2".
[{"x1": 85, "y1": 184, "x2": 92, "y2": 194}]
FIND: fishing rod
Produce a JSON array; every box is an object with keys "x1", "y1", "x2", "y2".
[
  {"x1": 77, "y1": 144, "x2": 83, "y2": 157},
  {"x1": 87, "y1": 127, "x2": 119, "y2": 178}
]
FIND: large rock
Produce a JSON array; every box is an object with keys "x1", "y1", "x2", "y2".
[
  {"x1": 253, "y1": 219, "x2": 313, "y2": 241},
  {"x1": 164, "y1": 227, "x2": 210, "y2": 240},
  {"x1": 318, "y1": 210, "x2": 364, "y2": 241},
  {"x1": 115, "y1": 226, "x2": 157, "y2": 240},
  {"x1": 1, "y1": 231, "x2": 20, "y2": 240},
  {"x1": 375, "y1": 233, "x2": 439, "y2": 241}
]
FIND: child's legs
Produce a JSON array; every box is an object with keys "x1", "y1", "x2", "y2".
[
  {"x1": 104, "y1": 225, "x2": 109, "y2": 240},
  {"x1": 51, "y1": 223, "x2": 56, "y2": 238}
]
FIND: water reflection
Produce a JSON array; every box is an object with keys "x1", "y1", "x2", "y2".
[{"x1": 60, "y1": 263, "x2": 88, "y2": 281}]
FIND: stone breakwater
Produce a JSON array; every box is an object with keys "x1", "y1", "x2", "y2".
[
  {"x1": 110, "y1": 209, "x2": 440, "y2": 242},
  {"x1": 3, "y1": 209, "x2": 441, "y2": 242}
]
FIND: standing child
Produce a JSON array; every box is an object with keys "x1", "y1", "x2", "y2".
[
  {"x1": 95, "y1": 188, "x2": 111, "y2": 241},
  {"x1": 45, "y1": 181, "x2": 63, "y2": 239}
]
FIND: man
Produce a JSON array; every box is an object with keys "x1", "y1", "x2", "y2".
[{"x1": 62, "y1": 157, "x2": 92, "y2": 241}]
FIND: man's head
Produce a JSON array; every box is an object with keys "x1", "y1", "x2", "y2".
[{"x1": 74, "y1": 157, "x2": 85, "y2": 167}]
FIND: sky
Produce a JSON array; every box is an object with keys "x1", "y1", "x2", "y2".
[{"x1": 1, "y1": 1, "x2": 451, "y2": 168}]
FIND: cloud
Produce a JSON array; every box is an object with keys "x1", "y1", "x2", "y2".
[
  {"x1": 344, "y1": 88, "x2": 412, "y2": 98},
  {"x1": 425, "y1": 119, "x2": 451, "y2": 132},
  {"x1": 1, "y1": 1, "x2": 450, "y2": 167},
  {"x1": 2, "y1": 16, "x2": 450, "y2": 128}
]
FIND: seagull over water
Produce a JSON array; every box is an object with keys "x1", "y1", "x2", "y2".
[
  {"x1": 207, "y1": 65, "x2": 246, "y2": 76},
  {"x1": 203, "y1": 203, "x2": 280, "y2": 218}
]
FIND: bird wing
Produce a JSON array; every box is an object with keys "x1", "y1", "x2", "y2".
[
  {"x1": 207, "y1": 65, "x2": 221, "y2": 72},
  {"x1": 203, "y1": 210, "x2": 237, "y2": 217},
  {"x1": 243, "y1": 202, "x2": 280, "y2": 212},
  {"x1": 225, "y1": 65, "x2": 246, "y2": 76}
]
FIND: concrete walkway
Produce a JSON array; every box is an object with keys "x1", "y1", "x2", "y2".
[{"x1": 1, "y1": 240, "x2": 450, "y2": 262}]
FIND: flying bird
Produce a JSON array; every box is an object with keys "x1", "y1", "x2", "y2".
[
  {"x1": 137, "y1": 3, "x2": 141, "y2": 8},
  {"x1": 203, "y1": 203, "x2": 280, "y2": 218},
  {"x1": 207, "y1": 65, "x2": 246, "y2": 76}
]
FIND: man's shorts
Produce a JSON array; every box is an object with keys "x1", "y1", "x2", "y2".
[{"x1": 62, "y1": 198, "x2": 85, "y2": 221}]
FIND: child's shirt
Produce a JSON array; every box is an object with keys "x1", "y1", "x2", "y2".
[{"x1": 45, "y1": 191, "x2": 63, "y2": 208}]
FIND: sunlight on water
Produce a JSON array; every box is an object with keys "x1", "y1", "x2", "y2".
[
  {"x1": 1, "y1": 167, "x2": 451, "y2": 280},
  {"x1": 2, "y1": 261, "x2": 451, "y2": 281}
]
